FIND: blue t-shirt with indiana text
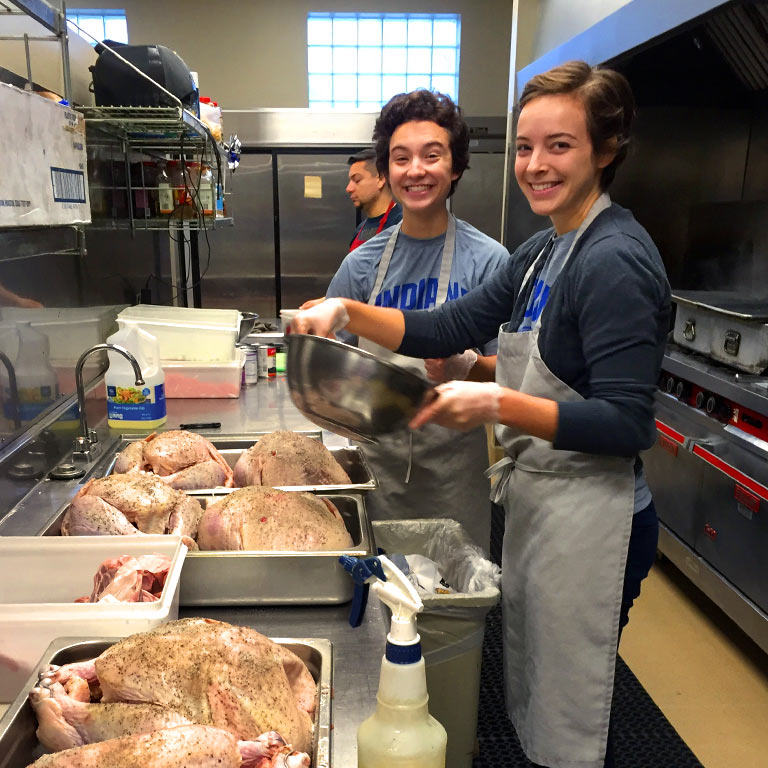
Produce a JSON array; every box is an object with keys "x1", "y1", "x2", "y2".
[{"x1": 326, "y1": 218, "x2": 509, "y2": 354}]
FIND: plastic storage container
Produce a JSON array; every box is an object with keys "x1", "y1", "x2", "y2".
[
  {"x1": 0, "y1": 305, "x2": 125, "y2": 363},
  {"x1": 372, "y1": 520, "x2": 501, "y2": 768},
  {"x1": 0, "y1": 535, "x2": 187, "y2": 703},
  {"x1": 117, "y1": 305, "x2": 241, "y2": 362},
  {"x1": 162, "y1": 349, "x2": 245, "y2": 398}
]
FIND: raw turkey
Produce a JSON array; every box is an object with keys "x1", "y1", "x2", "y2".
[
  {"x1": 34, "y1": 618, "x2": 316, "y2": 755},
  {"x1": 233, "y1": 430, "x2": 350, "y2": 487},
  {"x1": 25, "y1": 724, "x2": 310, "y2": 767},
  {"x1": 61, "y1": 474, "x2": 203, "y2": 548},
  {"x1": 30, "y1": 681, "x2": 193, "y2": 751},
  {"x1": 197, "y1": 486, "x2": 353, "y2": 551},
  {"x1": 75, "y1": 553, "x2": 171, "y2": 603},
  {"x1": 113, "y1": 430, "x2": 234, "y2": 489}
]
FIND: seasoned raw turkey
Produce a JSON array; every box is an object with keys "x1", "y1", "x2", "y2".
[
  {"x1": 197, "y1": 486, "x2": 353, "y2": 551},
  {"x1": 25, "y1": 724, "x2": 310, "y2": 767},
  {"x1": 61, "y1": 474, "x2": 203, "y2": 546},
  {"x1": 113, "y1": 430, "x2": 234, "y2": 489},
  {"x1": 233, "y1": 430, "x2": 350, "y2": 487},
  {"x1": 31, "y1": 681, "x2": 193, "y2": 751},
  {"x1": 34, "y1": 618, "x2": 316, "y2": 755}
]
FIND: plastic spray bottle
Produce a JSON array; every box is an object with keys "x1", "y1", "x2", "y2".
[
  {"x1": 340, "y1": 554, "x2": 447, "y2": 768},
  {"x1": 105, "y1": 323, "x2": 166, "y2": 429},
  {"x1": 5, "y1": 322, "x2": 59, "y2": 424}
]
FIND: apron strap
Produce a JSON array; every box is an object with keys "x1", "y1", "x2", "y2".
[
  {"x1": 433, "y1": 214, "x2": 456, "y2": 306},
  {"x1": 485, "y1": 455, "x2": 515, "y2": 504},
  {"x1": 367, "y1": 222, "x2": 401, "y2": 305}
]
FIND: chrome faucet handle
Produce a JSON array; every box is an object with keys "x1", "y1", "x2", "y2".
[
  {"x1": 72, "y1": 435, "x2": 92, "y2": 461},
  {"x1": 88, "y1": 428, "x2": 99, "y2": 445}
]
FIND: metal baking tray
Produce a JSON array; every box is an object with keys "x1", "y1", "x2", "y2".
[
  {"x1": 41, "y1": 494, "x2": 375, "y2": 606},
  {"x1": 0, "y1": 635, "x2": 331, "y2": 768},
  {"x1": 101, "y1": 431, "x2": 378, "y2": 493}
]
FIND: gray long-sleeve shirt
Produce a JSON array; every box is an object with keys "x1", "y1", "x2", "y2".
[{"x1": 398, "y1": 203, "x2": 671, "y2": 459}]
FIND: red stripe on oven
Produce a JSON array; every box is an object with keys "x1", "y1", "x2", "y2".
[
  {"x1": 655, "y1": 419, "x2": 685, "y2": 445},
  {"x1": 691, "y1": 444, "x2": 768, "y2": 503}
]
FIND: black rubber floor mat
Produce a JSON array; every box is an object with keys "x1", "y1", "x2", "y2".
[{"x1": 473, "y1": 604, "x2": 703, "y2": 767}]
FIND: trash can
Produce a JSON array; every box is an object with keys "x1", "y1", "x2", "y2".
[{"x1": 373, "y1": 519, "x2": 501, "y2": 768}]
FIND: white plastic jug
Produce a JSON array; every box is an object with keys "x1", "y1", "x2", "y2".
[
  {"x1": 105, "y1": 323, "x2": 166, "y2": 429},
  {"x1": 3, "y1": 322, "x2": 59, "y2": 424}
]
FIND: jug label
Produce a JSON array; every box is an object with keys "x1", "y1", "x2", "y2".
[
  {"x1": 3, "y1": 385, "x2": 56, "y2": 422},
  {"x1": 107, "y1": 382, "x2": 166, "y2": 421}
]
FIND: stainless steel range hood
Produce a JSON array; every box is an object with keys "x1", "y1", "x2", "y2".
[{"x1": 516, "y1": 0, "x2": 768, "y2": 96}]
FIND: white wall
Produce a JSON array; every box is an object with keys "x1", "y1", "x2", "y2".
[
  {"x1": 66, "y1": 0, "x2": 514, "y2": 115},
  {"x1": 526, "y1": 0, "x2": 632, "y2": 64}
]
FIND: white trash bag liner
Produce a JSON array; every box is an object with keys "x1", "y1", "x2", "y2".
[{"x1": 372, "y1": 518, "x2": 500, "y2": 664}]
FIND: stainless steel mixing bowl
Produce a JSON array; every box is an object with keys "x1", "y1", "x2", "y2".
[{"x1": 286, "y1": 334, "x2": 434, "y2": 442}]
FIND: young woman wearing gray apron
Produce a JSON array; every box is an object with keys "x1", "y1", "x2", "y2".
[
  {"x1": 488, "y1": 194, "x2": 634, "y2": 768},
  {"x1": 358, "y1": 216, "x2": 492, "y2": 550}
]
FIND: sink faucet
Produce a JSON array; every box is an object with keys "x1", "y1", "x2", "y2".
[
  {"x1": 74, "y1": 343, "x2": 145, "y2": 460},
  {"x1": 0, "y1": 351, "x2": 21, "y2": 429}
]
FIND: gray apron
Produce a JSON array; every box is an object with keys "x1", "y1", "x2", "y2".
[
  {"x1": 488, "y1": 195, "x2": 635, "y2": 767},
  {"x1": 357, "y1": 217, "x2": 492, "y2": 551}
]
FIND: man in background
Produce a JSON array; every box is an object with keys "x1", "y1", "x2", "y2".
[{"x1": 346, "y1": 147, "x2": 402, "y2": 251}]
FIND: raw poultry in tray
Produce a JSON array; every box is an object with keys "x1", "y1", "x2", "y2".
[
  {"x1": 27, "y1": 618, "x2": 314, "y2": 767},
  {"x1": 60, "y1": 475, "x2": 352, "y2": 553},
  {"x1": 113, "y1": 430, "x2": 235, "y2": 489},
  {"x1": 233, "y1": 431, "x2": 350, "y2": 487},
  {"x1": 61, "y1": 474, "x2": 203, "y2": 549},
  {"x1": 197, "y1": 487, "x2": 353, "y2": 551},
  {"x1": 111, "y1": 429, "x2": 350, "y2": 490}
]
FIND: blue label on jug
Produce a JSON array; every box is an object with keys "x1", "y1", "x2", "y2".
[
  {"x1": 3, "y1": 386, "x2": 56, "y2": 422},
  {"x1": 107, "y1": 382, "x2": 166, "y2": 421}
]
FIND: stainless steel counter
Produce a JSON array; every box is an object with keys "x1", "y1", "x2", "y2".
[{"x1": 0, "y1": 376, "x2": 385, "y2": 765}]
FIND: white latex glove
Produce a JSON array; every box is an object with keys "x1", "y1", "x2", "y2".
[
  {"x1": 290, "y1": 298, "x2": 350, "y2": 338},
  {"x1": 410, "y1": 381, "x2": 503, "y2": 431},
  {"x1": 425, "y1": 349, "x2": 478, "y2": 383}
]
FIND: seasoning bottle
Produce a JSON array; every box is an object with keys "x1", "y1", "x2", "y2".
[
  {"x1": 157, "y1": 161, "x2": 174, "y2": 217},
  {"x1": 243, "y1": 345, "x2": 259, "y2": 385},
  {"x1": 198, "y1": 162, "x2": 215, "y2": 218}
]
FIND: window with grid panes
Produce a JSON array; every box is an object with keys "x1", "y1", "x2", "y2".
[
  {"x1": 307, "y1": 13, "x2": 460, "y2": 110},
  {"x1": 66, "y1": 9, "x2": 128, "y2": 46}
]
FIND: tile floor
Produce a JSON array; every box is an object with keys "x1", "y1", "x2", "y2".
[{"x1": 620, "y1": 557, "x2": 768, "y2": 768}]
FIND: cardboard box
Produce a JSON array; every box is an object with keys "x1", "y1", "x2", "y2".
[{"x1": 0, "y1": 83, "x2": 91, "y2": 227}]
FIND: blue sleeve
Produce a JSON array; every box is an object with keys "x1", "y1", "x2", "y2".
[
  {"x1": 325, "y1": 243, "x2": 380, "y2": 346},
  {"x1": 554, "y1": 235, "x2": 669, "y2": 456}
]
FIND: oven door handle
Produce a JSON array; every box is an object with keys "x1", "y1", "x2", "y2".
[
  {"x1": 655, "y1": 418, "x2": 688, "y2": 447},
  {"x1": 690, "y1": 441, "x2": 768, "y2": 504}
]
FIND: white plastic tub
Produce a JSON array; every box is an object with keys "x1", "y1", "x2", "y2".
[
  {"x1": 163, "y1": 350, "x2": 245, "y2": 398},
  {"x1": 0, "y1": 305, "x2": 125, "y2": 363},
  {"x1": 118, "y1": 305, "x2": 241, "y2": 362},
  {"x1": 0, "y1": 535, "x2": 187, "y2": 703}
]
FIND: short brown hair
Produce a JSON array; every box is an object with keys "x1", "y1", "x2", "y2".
[
  {"x1": 373, "y1": 90, "x2": 470, "y2": 197},
  {"x1": 348, "y1": 147, "x2": 378, "y2": 175},
  {"x1": 519, "y1": 61, "x2": 635, "y2": 189}
]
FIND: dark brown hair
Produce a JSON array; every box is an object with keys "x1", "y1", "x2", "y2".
[
  {"x1": 373, "y1": 90, "x2": 470, "y2": 197},
  {"x1": 519, "y1": 61, "x2": 635, "y2": 189},
  {"x1": 348, "y1": 147, "x2": 379, "y2": 175}
]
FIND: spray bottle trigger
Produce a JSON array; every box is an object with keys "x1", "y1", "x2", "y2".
[{"x1": 338, "y1": 555, "x2": 388, "y2": 628}]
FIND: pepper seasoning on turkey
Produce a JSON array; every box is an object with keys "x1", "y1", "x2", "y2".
[{"x1": 197, "y1": 486, "x2": 353, "y2": 551}]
